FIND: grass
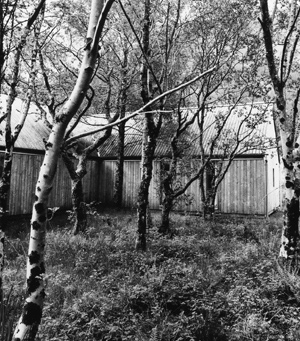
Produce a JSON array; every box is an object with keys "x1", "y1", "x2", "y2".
[{"x1": 3, "y1": 210, "x2": 300, "y2": 340}]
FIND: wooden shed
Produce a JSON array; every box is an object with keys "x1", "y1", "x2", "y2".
[
  {"x1": 98, "y1": 103, "x2": 281, "y2": 216},
  {"x1": 0, "y1": 95, "x2": 101, "y2": 215},
  {"x1": 0, "y1": 96, "x2": 282, "y2": 217}
]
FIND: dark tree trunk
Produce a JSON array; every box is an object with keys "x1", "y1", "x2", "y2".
[
  {"x1": 136, "y1": 120, "x2": 157, "y2": 251},
  {"x1": 61, "y1": 151, "x2": 87, "y2": 235},
  {"x1": 0, "y1": 0, "x2": 4, "y2": 91},
  {"x1": 199, "y1": 171, "x2": 206, "y2": 218},
  {"x1": 135, "y1": 0, "x2": 160, "y2": 251},
  {"x1": 159, "y1": 167, "x2": 174, "y2": 234},
  {"x1": 0, "y1": 146, "x2": 13, "y2": 229},
  {"x1": 204, "y1": 190, "x2": 216, "y2": 220},
  {"x1": 200, "y1": 160, "x2": 217, "y2": 220},
  {"x1": 63, "y1": 116, "x2": 117, "y2": 235},
  {"x1": 159, "y1": 196, "x2": 173, "y2": 234},
  {"x1": 71, "y1": 178, "x2": 87, "y2": 235},
  {"x1": 113, "y1": 46, "x2": 128, "y2": 208},
  {"x1": 114, "y1": 120, "x2": 125, "y2": 208}
]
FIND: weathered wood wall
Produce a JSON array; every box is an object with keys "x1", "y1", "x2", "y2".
[
  {"x1": 98, "y1": 158, "x2": 278, "y2": 215},
  {"x1": 8, "y1": 153, "x2": 100, "y2": 215},
  {"x1": 6, "y1": 153, "x2": 280, "y2": 216},
  {"x1": 217, "y1": 159, "x2": 266, "y2": 215}
]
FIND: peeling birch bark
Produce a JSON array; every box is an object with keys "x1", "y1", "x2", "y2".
[
  {"x1": 260, "y1": 0, "x2": 300, "y2": 263},
  {"x1": 0, "y1": 0, "x2": 45, "y2": 322},
  {"x1": 12, "y1": 1, "x2": 115, "y2": 339}
]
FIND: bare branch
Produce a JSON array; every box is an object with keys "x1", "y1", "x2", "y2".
[
  {"x1": 27, "y1": 0, "x2": 46, "y2": 28},
  {"x1": 65, "y1": 66, "x2": 216, "y2": 145},
  {"x1": 259, "y1": 0, "x2": 280, "y2": 88},
  {"x1": 91, "y1": 0, "x2": 116, "y2": 54},
  {"x1": 65, "y1": 86, "x2": 95, "y2": 140},
  {"x1": 280, "y1": 5, "x2": 300, "y2": 84},
  {"x1": 118, "y1": 0, "x2": 163, "y2": 94},
  {"x1": 284, "y1": 29, "x2": 300, "y2": 82}
]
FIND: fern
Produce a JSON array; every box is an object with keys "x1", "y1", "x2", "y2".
[
  {"x1": 0, "y1": 287, "x2": 16, "y2": 341},
  {"x1": 149, "y1": 326, "x2": 159, "y2": 341}
]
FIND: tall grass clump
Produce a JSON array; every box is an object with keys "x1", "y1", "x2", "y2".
[
  {"x1": 0, "y1": 287, "x2": 24, "y2": 341},
  {"x1": 5, "y1": 210, "x2": 300, "y2": 340}
]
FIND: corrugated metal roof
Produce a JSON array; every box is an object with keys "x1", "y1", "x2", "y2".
[
  {"x1": 0, "y1": 95, "x2": 274, "y2": 159},
  {"x1": 98, "y1": 102, "x2": 275, "y2": 158},
  {"x1": 0, "y1": 95, "x2": 99, "y2": 155},
  {"x1": 0, "y1": 94, "x2": 51, "y2": 150}
]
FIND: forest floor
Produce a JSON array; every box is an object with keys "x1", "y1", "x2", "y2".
[{"x1": 3, "y1": 209, "x2": 300, "y2": 341}]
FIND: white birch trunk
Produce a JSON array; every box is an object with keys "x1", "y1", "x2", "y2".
[
  {"x1": 259, "y1": 0, "x2": 300, "y2": 262},
  {"x1": 12, "y1": 1, "x2": 115, "y2": 339},
  {"x1": 278, "y1": 128, "x2": 297, "y2": 258}
]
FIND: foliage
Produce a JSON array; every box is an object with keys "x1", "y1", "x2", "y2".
[
  {"x1": 4, "y1": 211, "x2": 300, "y2": 340},
  {"x1": 0, "y1": 287, "x2": 23, "y2": 341}
]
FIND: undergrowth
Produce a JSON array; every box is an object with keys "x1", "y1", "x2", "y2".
[{"x1": 4, "y1": 211, "x2": 300, "y2": 340}]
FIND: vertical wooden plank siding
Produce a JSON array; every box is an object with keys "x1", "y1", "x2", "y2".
[
  {"x1": 97, "y1": 158, "x2": 267, "y2": 215},
  {"x1": 7, "y1": 153, "x2": 100, "y2": 215},
  {"x1": 83, "y1": 160, "x2": 94, "y2": 203},
  {"x1": 99, "y1": 160, "x2": 115, "y2": 204},
  {"x1": 243, "y1": 160, "x2": 247, "y2": 214},
  {"x1": 218, "y1": 158, "x2": 266, "y2": 215},
  {"x1": 83, "y1": 160, "x2": 100, "y2": 203},
  {"x1": 8, "y1": 154, "x2": 270, "y2": 216}
]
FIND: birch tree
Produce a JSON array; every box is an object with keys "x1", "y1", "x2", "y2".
[
  {"x1": 0, "y1": 0, "x2": 45, "y2": 226},
  {"x1": 198, "y1": 102, "x2": 273, "y2": 218},
  {"x1": 12, "y1": 1, "x2": 116, "y2": 339},
  {"x1": 259, "y1": 0, "x2": 300, "y2": 262},
  {"x1": 62, "y1": 14, "x2": 138, "y2": 228},
  {"x1": 157, "y1": 0, "x2": 264, "y2": 231},
  {"x1": 32, "y1": 1, "x2": 139, "y2": 230},
  {"x1": 119, "y1": 0, "x2": 205, "y2": 250},
  {"x1": 61, "y1": 84, "x2": 119, "y2": 234},
  {"x1": 0, "y1": 0, "x2": 20, "y2": 92},
  {"x1": 0, "y1": 0, "x2": 45, "y2": 320}
]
